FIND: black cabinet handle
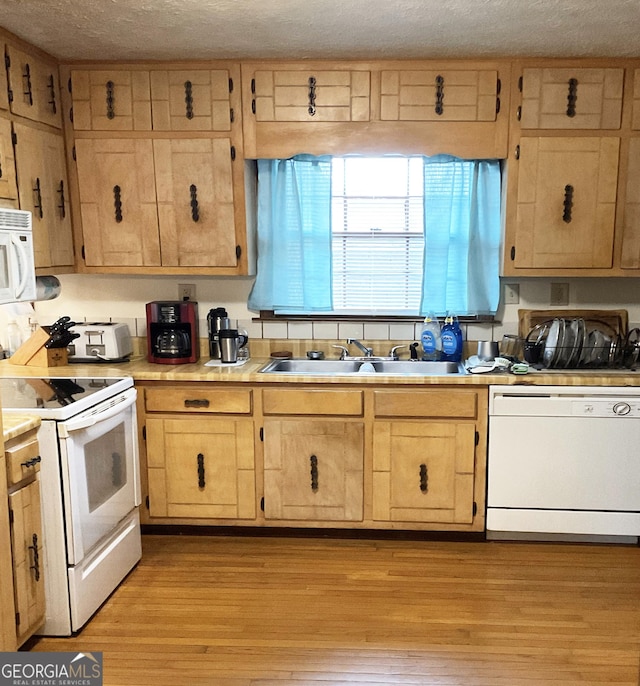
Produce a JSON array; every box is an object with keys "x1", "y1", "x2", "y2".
[
  {"x1": 20, "y1": 455, "x2": 42, "y2": 469},
  {"x1": 113, "y1": 185, "x2": 123, "y2": 222},
  {"x1": 563, "y1": 184, "x2": 574, "y2": 223},
  {"x1": 184, "y1": 80, "x2": 194, "y2": 119},
  {"x1": 33, "y1": 177, "x2": 43, "y2": 219},
  {"x1": 419, "y1": 463, "x2": 428, "y2": 493},
  {"x1": 23, "y1": 63, "x2": 33, "y2": 106},
  {"x1": 47, "y1": 74, "x2": 57, "y2": 114},
  {"x1": 197, "y1": 453, "x2": 205, "y2": 489},
  {"x1": 57, "y1": 180, "x2": 66, "y2": 219},
  {"x1": 567, "y1": 78, "x2": 578, "y2": 118},
  {"x1": 106, "y1": 80, "x2": 115, "y2": 119},
  {"x1": 190, "y1": 184, "x2": 199, "y2": 222},
  {"x1": 184, "y1": 398, "x2": 210, "y2": 408},
  {"x1": 29, "y1": 533, "x2": 40, "y2": 582},
  {"x1": 310, "y1": 454, "x2": 319, "y2": 492},
  {"x1": 308, "y1": 76, "x2": 317, "y2": 116},
  {"x1": 0, "y1": 154, "x2": 3, "y2": 179},
  {"x1": 435, "y1": 75, "x2": 444, "y2": 115}
]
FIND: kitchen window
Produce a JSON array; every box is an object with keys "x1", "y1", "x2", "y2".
[{"x1": 248, "y1": 154, "x2": 501, "y2": 317}]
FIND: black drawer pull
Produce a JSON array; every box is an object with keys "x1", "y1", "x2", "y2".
[
  {"x1": 308, "y1": 76, "x2": 317, "y2": 116},
  {"x1": 435, "y1": 75, "x2": 444, "y2": 115},
  {"x1": 184, "y1": 80, "x2": 194, "y2": 119},
  {"x1": 106, "y1": 80, "x2": 115, "y2": 119},
  {"x1": 57, "y1": 179, "x2": 66, "y2": 219},
  {"x1": 562, "y1": 184, "x2": 574, "y2": 223},
  {"x1": 184, "y1": 398, "x2": 210, "y2": 408},
  {"x1": 567, "y1": 78, "x2": 578, "y2": 118},
  {"x1": 20, "y1": 455, "x2": 42, "y2": 469},
  {"x1": 190, "y1": 184, "x2": 199, "y2": 222},
  {"x1": 47, "y1": 74, "x2": 57, "y2": 114},
  {"x1": 113, "y1": 185, "x2": 123, "y2": 222},
  {"x1": 33, "y1": 177, "x2": 43, "y2": 219},
  {"x1": 23, "y1": 63, "x2": 33, "y2": 106}
]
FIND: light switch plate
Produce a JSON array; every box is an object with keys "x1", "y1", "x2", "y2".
[{"x1": 504, "y1": 283, "x2": 520, "y2": 304}]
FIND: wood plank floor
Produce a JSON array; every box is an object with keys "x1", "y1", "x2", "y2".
[{"x1": 31, "y1": 534, "x2": 640, "y2": 685}]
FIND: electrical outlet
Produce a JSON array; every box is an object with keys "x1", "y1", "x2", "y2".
[
  {"x1": 178, "y1": 284, "x2": 196, "y2": 301},
  {"x1": 504, "y1": 283, "x2": 520, "y2": 304},
  {"x1": 550, "y1": 282, "x2": 569, "y2": 306}
]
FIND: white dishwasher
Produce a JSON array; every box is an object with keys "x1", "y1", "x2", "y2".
[{"x1": 487, "y1": 385, "x2": 640, "y2": 542}]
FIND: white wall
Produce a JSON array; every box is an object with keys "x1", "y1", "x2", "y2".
[{"x1": 2, "y1": 273, "x2": 640, "y2": 352}]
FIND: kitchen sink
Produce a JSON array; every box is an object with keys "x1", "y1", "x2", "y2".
[{"x1": 258, "y1": 358, "x2": 466, "y2": 375}]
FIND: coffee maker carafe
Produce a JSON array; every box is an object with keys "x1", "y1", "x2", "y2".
[{"x1": 146, "y1": 301, "x2": 199, "y2": 364}]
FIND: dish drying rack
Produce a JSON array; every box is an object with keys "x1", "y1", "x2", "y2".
[{"x1": 517, "y1": 309, "x2": 637, "y2": 370}]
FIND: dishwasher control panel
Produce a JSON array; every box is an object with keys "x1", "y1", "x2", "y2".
[{"x1": 573, "y1": 400, "x2": 640, "y2": 417}]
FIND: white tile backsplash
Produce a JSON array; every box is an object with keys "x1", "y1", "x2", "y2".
[
  {"x1": 288, "y1": 321, "x2": 314, "y2": 339},
  {"x1": 262, "y1": 321, "x2": 289, "y2": 339},
  {"x1": 364, "y1": 322, "x2": 390, "y2": 340},
  {"x1": 313, "y1": 321, "x2": 338, "y2": 339},
  {"x1": 389, "y1": 323, "x2": 416, "y2": 341},
  {"x1": 338, "y1": 322, "x2": 364, "y2": 339}
]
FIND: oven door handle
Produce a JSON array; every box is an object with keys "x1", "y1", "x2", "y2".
[{"x1": 60, "y1": 391, "x2": 136, "y2": 434}]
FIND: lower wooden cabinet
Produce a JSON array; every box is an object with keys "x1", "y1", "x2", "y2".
[
  {"x1": 263, "y1": 419, "x2": 364, "y2": 522},
  {"x1": 139, "y1": 382, "x2": 487, "y2": 532},
  {"x1": 9, "y1": 478, "x2": 45, "y2": 645}
]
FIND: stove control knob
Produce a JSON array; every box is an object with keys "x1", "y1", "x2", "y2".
[{"x1": 612, "y1": 402, "x2": 631, "y2": 416}]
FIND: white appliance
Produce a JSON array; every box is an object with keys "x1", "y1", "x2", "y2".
[
  {"x1": 0, "y1": 376, "x2": 141, "y2": 635},
  {"x1": 487, "y1": 385, "x2": 640, "y2": 542},
  {"x1": 0, "y1": 208, "x2": 36, "y2": 304},
  {"x1": 67, "y1": 322, "x2": 133, "y2": 362}
]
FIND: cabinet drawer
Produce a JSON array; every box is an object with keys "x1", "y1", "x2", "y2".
[
  {"x1": 145, "y1": 387, "x2": 252, "y2": 414},
  {"x1": 262, "y1": 389, "x2": 363, "y2": 416},
  {"x1": 5, "y1": 431, "x2": 41, "y2": 487},
  {"x1": 373, "y1": 390, "x2": 478, "y2": 419}
]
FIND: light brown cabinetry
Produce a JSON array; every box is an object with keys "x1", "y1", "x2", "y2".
[
  {"x1": 144, "y1": 386, "x2": 256, "y2": 520},
  {"x1": 6, "y1": 45, "x2": 62, "y2": 129},
  {"x1": 510, "y1": 136, "x2": 619, "y2": 269},
  {"x1": 262, "y1": 388, "x2": 365, "y2": 522},
  {"x1": 519, "y1": 68, "x2": 624, "y2": 130},
  {"x1": 3, "y1": 427, "x2": 45, "y2": 647},
  {"x1": 380, "y1": 68, "x2": 498, "y2": 122},
  {"x1": 13, "y1": 123, "x2": 74, "y2": 269},
  {"x1": 0, "y1": 42, "x2": 9, "y2": 111},
  {"x1": 64, "y1": 64, "x2": 250, "y2": 274},
  {"x1": 0, "y1": 118, "x2": 18, "y2": 207},
  {"x1": 371, "y1": 389, "x2": 481, "y2": 525}
]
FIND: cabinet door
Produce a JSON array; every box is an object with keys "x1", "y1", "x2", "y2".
[
  {"x1": 372, "y1": 421, "x2": 475, "y2": 524},
  {"x1": 74, "y1": 138, "x2": 160, "y2": 266},
  {"x1": 263, "y1": 419, "x2": 364, "y2": 522},
  {"x1": 0, "y1": 42, "x2": 9, "y2": 111},
  {"x1": 8, "y1": 479, "x2": 45, "y2": 644},
  {"x1": 520, "y1": 68, "x2": 623, "y2": 129},
  {"x1": 252, "y1": 69, "x2": 370, "y2": 122},
  {"x1": 0, "y1": 118, "x2": 18, "y2": 202},
  {"x1": 380, "y1": 69, "x2": 498, "y2": 121},
  {"x1": 13, "y1": 123, "x2": 74, "y2": 269},
  {"x1": 70, "y1": 70, "x2": 152, "y2": 131},
  {"x1": 146, "y1": 417, "x2": 256, "y2": 519},
  {"x1": 512, "y1": 137, "x2": 619, "y2": 269},
  {"x1": 6, "y1": 46, "x2": 61, "y2": 128},
  {"x1": 150, "y1": 70, "x2": 232, "y2": 131},
  {"x1": 632, "y1": 71, "x2": 640, "y2": 130},
  {"x1": 154, "y1": 138, "x2": 237, "y2": 267},
  {"x1": 620, "y1": 138, "x2": 640, "y2": 268}
]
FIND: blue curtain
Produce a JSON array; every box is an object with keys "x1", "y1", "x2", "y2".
[
  {"x1": 248, "y1": 156, "x2": 333, "y2": 313},
  {"x1": 420, "y1": 156, "x2": 501, "y2": 316}
]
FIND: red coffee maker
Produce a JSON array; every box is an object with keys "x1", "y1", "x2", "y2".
[{"x1": 146, "y1": 301, "x2": 199, "y2": 364}]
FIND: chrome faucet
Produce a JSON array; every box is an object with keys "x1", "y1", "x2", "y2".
[{"x1": 346, "y1": 338, "x2": 373, "y2": 357}]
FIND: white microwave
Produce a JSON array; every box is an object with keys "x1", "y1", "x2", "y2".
[{"x1": 0, "y1": 208, "x2": 36, "y2": 304}]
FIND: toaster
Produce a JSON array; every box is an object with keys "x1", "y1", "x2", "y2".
[{"x1": 67, "y1": 322, "x2": 133, "y2": 361}]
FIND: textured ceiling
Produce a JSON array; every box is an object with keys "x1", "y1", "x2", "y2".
[{"x1": 1, "y1": 0, "x2": 639, "y2": 62}]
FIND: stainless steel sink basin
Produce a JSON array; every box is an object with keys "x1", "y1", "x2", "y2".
[{"x1": 259, "y1": 358, "x2": 465, "y2": 375}]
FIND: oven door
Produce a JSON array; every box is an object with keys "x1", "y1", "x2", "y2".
[{"x1": 58, "y1": 388, "x2": 140, "y2": 564}]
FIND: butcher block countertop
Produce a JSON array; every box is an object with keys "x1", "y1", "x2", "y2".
[
  {"x1": 1, "y1": 357, "x2": 640, "y2": 387},
  {"x1": 2, "y1": 414, "x2": 40, "y2": 441}
]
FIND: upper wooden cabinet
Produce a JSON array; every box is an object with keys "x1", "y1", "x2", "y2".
[
  {"x1": 508, "y1": 136, "x2": 619, "y2": 270},
  {"x1": 13, "y1": 123, "x2": 74, "y2": 270},
  {"x1": 506, "y1": 137, "x2": 620, "y2": 269},
  {"x1": 0, "y1": 42, "x2": 9, "y2": 111},
  {"x1": 632, "y1": 70, "x2": 640, "y2": 130},
  {"x1": 519, "y1": 67, "x2": 624, "y2": 130},
  {"x1": 6, "y1": 46, "x2": 62, "y2": 128},
  {"x1": 0, "y1": 118, "x2": 18, "y2": 204},
  {"x1": 380, "y1": 69, "x2": 498, "y2": 122},
  {"x1": 620, "y1": 137, "x2": 640, "y2": 269},
  {"x1": 70, "y1": 70, "x2": 152, "y2": 131},
  {"x1": 70, "y1": 67, "x2": 236, "y2": 132},
  {"x1": 252, "y1": 68, "x2": 370, "y2": 123},
  {"x1": 149, "y1": 69, "x2": 233, "y2": 131}
]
